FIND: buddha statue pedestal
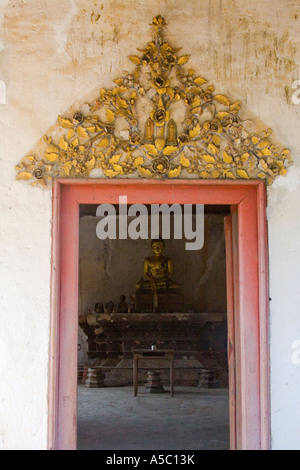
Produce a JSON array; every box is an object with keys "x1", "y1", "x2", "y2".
[{"x1": 136, "y1": 290, "x2": 183, "y2": 313}]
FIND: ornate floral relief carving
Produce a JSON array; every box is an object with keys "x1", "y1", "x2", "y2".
[{"x1": 16, "y1": 15, "x2": 292, "y2": 187}]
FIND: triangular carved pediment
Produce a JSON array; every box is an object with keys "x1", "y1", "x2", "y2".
[{"x1": 16, "y1": 15, "x2": 292, "y2": 187}]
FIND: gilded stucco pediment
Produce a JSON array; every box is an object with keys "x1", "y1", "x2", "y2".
[{"x1": 16, "y1": 15, "x2": 292, "y2": 187}]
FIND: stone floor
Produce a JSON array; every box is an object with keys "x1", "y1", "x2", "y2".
[{"x1": 77, "y1": 384, "x2": 230, "y2": 450}]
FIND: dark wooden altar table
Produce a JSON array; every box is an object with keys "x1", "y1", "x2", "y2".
[{"x1": 132, "y1": 349, "x2": 175, "y2": 397}]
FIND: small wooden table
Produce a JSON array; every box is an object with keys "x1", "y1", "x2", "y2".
[{"x1": 132, "y1": 349, "x2": 175, "y2": 397}]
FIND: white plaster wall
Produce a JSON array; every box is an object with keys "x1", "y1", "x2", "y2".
[{"x1": 0, "y1": 0, "x2": 299, "y2": 449}]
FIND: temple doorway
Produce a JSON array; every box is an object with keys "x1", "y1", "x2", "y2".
[
  {"x1": 77, "y1": 203, "x2": 230, "y2": 450},
  {"x1": 48, "y1": 180, "x2": 269, "y2": 450}
]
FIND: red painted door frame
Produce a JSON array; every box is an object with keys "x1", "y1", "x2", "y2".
[{"x1": 48, "y1": 179, "x2": 270, "y2": 450}]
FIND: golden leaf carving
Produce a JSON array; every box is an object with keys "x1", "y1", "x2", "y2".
[
  {"x1": 59, "y1": 136, "x2": 68, "y2": 150},
  {"x1": 58, "y1": 116, "x2": 73, "y2": 129},
  {"x1": 202, "y1": 154, "x2": 215, "y2": 164},
  {"x1": 106, "y1": 109, "x2": 115, "y2": 123},
  {"x1": 128, "y1": 56, "x2": 141, "y2": 65},
  {"x1": 138, "y1": 166, "x2": 153, "y2": 178},
  {"x1": 194, "y1": 76, "x2": 207, "y2": 85},
  {"x1": 251, "y1": 135, "x2": 260, "y2": 145},
  {"x1": 104, "y1": 169, "x2": 120, "y2": 178},
  {"x1": 262, "y1": 148, "x2": 272, "y2": 156},
  {"x1": 241, "y1": 153, "x2": 250, "y2": 162},
  {"x1": 116, "y1": 96, "x2": 129, "y2": 109},
  {"x1": 211, "y1": 135, "x2": 221, "y2": 146},
  {"x1": 142, "y1": 144, "x2": 158, "y2": 156},
  {"x1": 189, "y1": 124, "x2": 200, "y2": 139},
  {"x1": 217, "y1": 111, "x2": 230, "y2": 119},
  {"x1": 77, "y1": 126, "x2": 89, "y2": 139},
  {"x1": 67, "y1": 129, "x2": 75, "y2": 140},
  {"x1": 166, "y1": 88, "x2": 175, "y2": 100},
  {"x1": 207, "y1": 143, "x2": 218, "y2": 154},
  {"x1": 97, "y1": 137, "x2": 110, "y2": 148},
  {"x1": 259, "y1": 159, "x2": 268, "y2": 171},
  {"x1": 199, "y1": 171, "x2": 210, "y2": 179},
  {"x1": 134, "y1": 157, "x2": 144, "y2": 166},
  {"x1": 85, "y1": 156, "x2": 96, "y2": 170},
  {"x1": 180, "y1": 154, "x2": 190, "y2": 167},
  {"x1": 85, "y1": 126, "x2": 97, "y2": 133},
  {"x1": 112, "y1": 86, "x2": 128, "y2": 95},
  {"x1": 163, "y1": 146, "x2": 178, "y2": 156},
  {"x1": 112, "y1": 164, "x2": 123, "y2": 173},
  {"x1": 168, "y1": 166, "x2": 182, "y2": 178},
  {"x1": 16, "y1": 171, "x2": 32, "y2": 180},
  {"x1": 223, "y1": 169, "x2": 236, "y2": 179},
  {"x1": 229, "y1": 101, "x2": 241, "y2": 111},
  {"x1": 257, "y1": 140, "x2": 270, "y2": 150},
  {"x1": 109, "y1": 154, "x2": 121, "y2": 164},
  {"x1": 155, "y1": 139, "x2": 165, "y2": 151},
  {"x1": 214, "y1": 95, "x2": 230, "y2": 107},
  {"x1": 211, "y1": 170, "x2": 222, "y2": 178},
  {"x1": 45, "y1": 152, "x2": 59, "y2": 162},
  {"x1": 63, "y1": 162, "x2": 72, "y2": 176},
  {"x1": 178, "y1": 55, "x2": 190, "y2": 65},
  {"x1": 237, "y1": 169, "x2": 249, "y2": 179},
  {"x1": 223, "y1": 151, "x2": 233, "y2": 164}
]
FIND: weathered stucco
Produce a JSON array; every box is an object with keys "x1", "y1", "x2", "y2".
[{"x1": 0, "y1": 0, "x2": 299, "y2": 449}]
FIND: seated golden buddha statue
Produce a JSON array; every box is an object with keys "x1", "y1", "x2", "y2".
[
  {"x1": 136, "y1": 239, "x2": 180, "y2": 293},
  {"x1": 136, "y1": 239, "x2": 181, "y2": 312}
]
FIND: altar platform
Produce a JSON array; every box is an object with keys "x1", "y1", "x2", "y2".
[{"x1": 79, "y1": 312, "x2": 228, "y2": 388}]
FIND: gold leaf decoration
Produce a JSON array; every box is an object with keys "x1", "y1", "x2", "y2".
[
  {"x1": 178, "y1": 55, "x2": 190, "y2": 65},
  {"x1": 134, "y1": 157, "x2": 144, "y2": 166},
  {"x1": 77, "y1": 126, "x2": 89, "y2": 139},
  {"x1": 189, "y1": 124, "x2": 200, "y2": 139},
  {"x1": 202, "y1": 154, "x2": 215, "y2": 164},
  {"x1": 128, "y1": 56, "x2": 141, "y2": 65},
  {"x1": 223, "y1": 151, "x2": 233, "y2": 164},
  {"x1": 180, "y1": 154, "x2": 190, "y2": 167},
  {"x1": 168, "y1": 166, "x2": 182, "y2": 178},
  {"x1": 143, "y1": 144, "x2": 158, "y2": 156},
  {"x1": 214, "y1": 95, "x2": 230, "y2": 107},
  {"x1": 97, "y1": 137, "x2": 110, "y2": 148},
  {"x1": 85, "y1": 156, "x2": 96, "y2": 170},
  {"x1": 138, "y1": 166, "x2": 153, "y2": 178},
  {"x1": 58, "y1": 116, "x2": 73, "y2": 129},
  {"x1": 15, "y1": 15, "x2": 292, "y2": 186},
  {"x1": 109, "y1": 154, "x2": 121, "y2": 164},
  {"x1": 45, "y1": 152, "x2": 59, "y2": 162},
  {"x1": 16, "y1": 171, "x2": 33, "y2": 181},
  {"x1": 163, "y1": 146, "x2": 178, "y2": 156},
  {"x1": 237, "y1": 169, "x2": 249, "y2": 179},
  {"x1": 104, "y1": 168, "x2": 120, "y2": 178},
  {"x1": 67, "y1": 129, "x2": 75, "y2": 140},
  {"x1": 106, "y1": 109, "x2": 115, "y2": 123},
  {"x1": 59, "y1": 136, "x2": 68, "y2": 151},
  {"x1": 194, "y1": 76, "x2": 207, "y2": 85}
]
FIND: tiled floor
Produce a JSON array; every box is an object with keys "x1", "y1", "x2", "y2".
[{"x1": 77, "y1": 385, "x2": 230, "y2": 450}]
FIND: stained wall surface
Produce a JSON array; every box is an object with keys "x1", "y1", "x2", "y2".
[{"x1": 0, "y1": 0, "x2": 299, "y2": 450}]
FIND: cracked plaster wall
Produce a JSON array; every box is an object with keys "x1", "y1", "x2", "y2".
[{"x1": 0, "y1": 0, "x2": 299, "y2": 450}]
